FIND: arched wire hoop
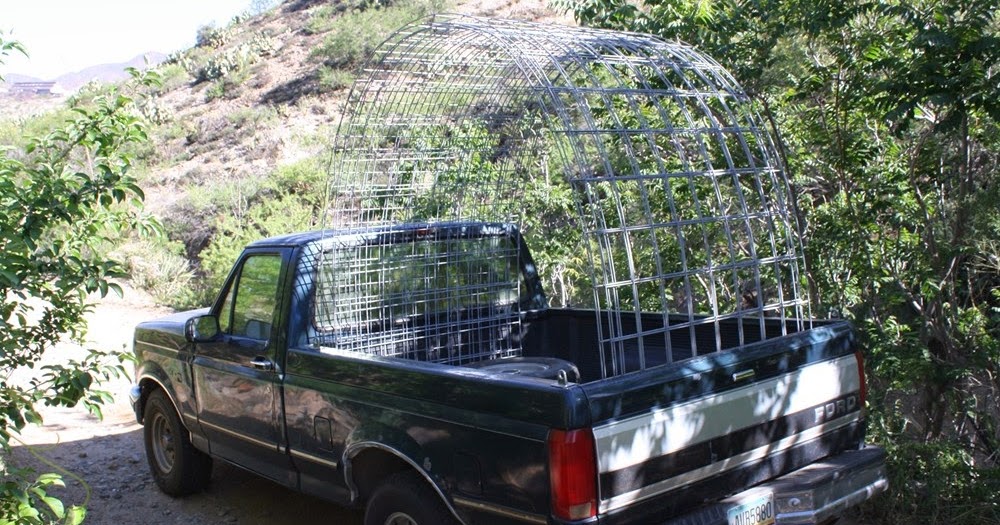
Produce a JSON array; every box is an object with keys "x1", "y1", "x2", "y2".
[{"x1": 318, "y1": 14, "x2": 811, "y2": 378}]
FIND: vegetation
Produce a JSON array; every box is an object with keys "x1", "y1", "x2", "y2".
[
  {"x1": 6, "y1": 1, "x2": 994, "y2": 522},
  {"x1": 556, "y1": 0, "x2": 1000, "y2": 522},
  {"x1": 196, "y1": 158, "x2": 327, "y2": 290},
  {"x1": 0, "y1": 33, "x2": 158, "y2": 524},
  {"x1": 309, "y1": 0, "x2": 449, "y2": 74}
]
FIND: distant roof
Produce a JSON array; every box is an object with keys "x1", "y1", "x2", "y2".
[{"x1": 9, "y1": 81, "x2": 56, "y2": 94}]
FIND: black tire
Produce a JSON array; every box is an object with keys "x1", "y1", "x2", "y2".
[
  {"x1": 364, "y1": 471, "x2": 459, "y2": 525},
  {"x1": 143, "y1": 389, "x2": 213, "y2": 496}
]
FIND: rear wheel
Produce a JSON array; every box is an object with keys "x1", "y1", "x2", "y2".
[
  {"x1": 143, "y1": 389, "x2": 212, "y2": 496},
  {"x1": 364, "y1": 471, "x2": 458, "y2": 525}
]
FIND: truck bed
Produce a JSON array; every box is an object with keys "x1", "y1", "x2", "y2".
[
  {"x1": 521, "y1": 309, "x2": 814, "y2": 382},
  {"x1": 297, "y1": 309, "x2": 864, "y2": 522}
]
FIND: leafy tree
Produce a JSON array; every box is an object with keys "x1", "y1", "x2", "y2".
[
  {"x1": 1, "y1": 32, "x2": 158, "y2": 524},
  {"x1": 559, "y1": 0, "x2": 1000, "y2": 522}
]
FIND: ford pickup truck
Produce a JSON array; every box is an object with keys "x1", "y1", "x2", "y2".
[{"x1": 130, "y1": 221, "x2": 887, "y2": 525}]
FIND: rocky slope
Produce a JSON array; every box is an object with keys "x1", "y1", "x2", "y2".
[{"x1": 139, "y1": 0, "x2": 569, "y2": 230}]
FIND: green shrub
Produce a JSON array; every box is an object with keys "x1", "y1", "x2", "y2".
[
  {"x1": 318, "y1": 65, "x2": 355, "y2": 92},
  {"x1": 310, "y1": 0, "x2": 448, "y2": 69},
  {"x1": 196, "y1": 24, "x2": 230, "y2": 49},
  {"x1": 203, "y1": 79, "x2": 226, "y2": 102},
  {"x1": 0, "y1": 107, "x2": 77, "y2": 150},
  {"x1": 0, "y1": 42, "x2": 157, "y2": 522},
  {"x1": 861, "y1": 441, "x2": 1000, "y2": 524},
  {"x1": 119, "y1": 239, "x2": 203, "y2": 309},
  {"x1": 183, "y1": 158, "x2": 331, "y2": 288},
  {"x1": 200, "y1": 195, "x2": 318, "y2": 288},
  {"x1": 263, "y1": 157, "x2": 329, "y2": 206},
  {"x1": 153, "y1": 63, "x2": 190, "y2": 93},
  {"x1": 195, "y1": 32, "x2": 278, "y2": 84},
  {"x1": 305, "y1": 4, "x2": 340, "y2": 35},
  {"x1": 0, "y1": 465, "x2": 84, "y2": 525},
  {"x1": 227, "y1": 105, "x2": 278, "y2": 131}
]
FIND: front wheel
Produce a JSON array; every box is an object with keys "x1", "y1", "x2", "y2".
[
  {"x1": 364, "y1": 471, "x2": 459, "y2": 525},
  {"x1": 143, "y1": 389, "x2": 213, "y2": 496}
]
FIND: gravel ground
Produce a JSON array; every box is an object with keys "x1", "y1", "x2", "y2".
[
  {"x1": 12, "y1": 410, "x2": 363, "y2": 525},
  {"x1": 8, "y1": 290, "x2": 363, "y2": 525}
]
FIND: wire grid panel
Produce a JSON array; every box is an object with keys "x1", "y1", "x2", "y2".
[
  {"x1": 305, "y1": 223, "x2": 542, "y2": 365},
  {"x1": 326, "y1": 15, "x2": 811, "y2": 377}
]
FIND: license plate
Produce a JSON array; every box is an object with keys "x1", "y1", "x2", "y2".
[{"x1": 727, "y1": 493, "x2": 775, "y2": 525}]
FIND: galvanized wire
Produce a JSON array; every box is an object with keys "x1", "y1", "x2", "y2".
[{"x1": 321, "y1": 14, "x2": 811, "y2": 376}]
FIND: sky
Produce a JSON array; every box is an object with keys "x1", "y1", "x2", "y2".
[{"x1": 1, "y1": 0, "x2": 255, "y2": 79}]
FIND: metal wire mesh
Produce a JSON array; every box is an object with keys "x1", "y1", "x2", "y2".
[
  {"x1": 304, "y1": 223, "x2": 543, "y2": 365},
  {"x1": 322, "y1": 14, "x2": 811, "y2": 377}
]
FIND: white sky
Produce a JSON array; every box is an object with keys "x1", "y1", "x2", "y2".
[{"x1": 1, "y1": 0, "x2": 254, "y2": 79}]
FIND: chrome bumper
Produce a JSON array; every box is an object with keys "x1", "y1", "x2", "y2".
[
  {"x1": 128, "y1": 384, "x2": 143, "y2": 424},
  {"x1": 768, "y1": 446, "x2": 887, "y2": 524},
  {"x1": 666, "y1": 446, "x2": 887, "y2": 525}
]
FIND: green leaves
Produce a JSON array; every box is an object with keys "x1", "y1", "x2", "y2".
[
  {"x1": 0, "y1": 32, "x2": 27, "y2": 83},
  {"x1": 562, "y1": 0, "x2": 1000, "y2": 519},
  {"x1": 0, "y1": 466, "x2": 85, "y2": 525},
  {"x1": 0, "y1": 37, "x2": 159, "y2": 525}
]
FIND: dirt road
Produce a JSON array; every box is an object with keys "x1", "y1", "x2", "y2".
[{"x1": 9, "y1": 289, "x2": 363, "y2": 525}]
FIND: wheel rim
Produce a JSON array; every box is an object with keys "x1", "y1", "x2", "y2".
[
  {"x1": 384, "y1": 512, "x2": 418, "y2": 525},
  {"x1": 149, "y1": 411, "x2": 176, "y2": 473}
]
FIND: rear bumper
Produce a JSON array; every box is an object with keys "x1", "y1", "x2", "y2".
[{"x1": 664, "y1": 446, "x2": 887, "y2": 525}]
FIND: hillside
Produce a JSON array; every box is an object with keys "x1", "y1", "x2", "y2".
[
  {"x1": 2, "y1": 53, "x2": 165, "y2": 91},
  {"x1": 141, "y1": 0, "x2": 566, "y2": 195},
  {"x1": 113, "y1": 0, "x2": 569, "y2": 306},
  {"x1": 54, "y1": 52, "x2": 168, "y2": 91}
]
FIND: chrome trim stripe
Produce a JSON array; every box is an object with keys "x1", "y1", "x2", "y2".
[
  {"x1": 290, "y1": 449, "x2": 339, "y2": 469},
  {"x1": 198, "y1": 420, "x2": 280, "y2": 450},
  {"x1": 593, "y1": 355, "x2": 860, "y2": 473},
  {"x1": 136, "y1": 341, "x2": 183, "y2": 354},
  {"x1": 598, "y1": 392, "x2": 861, "y2": 499},
  {"x1": 453, "y1": 496, "x2": 547, "y2": 524},
  {"x1": 599, "y1": 414, "x2": 860, "y2": 513}
]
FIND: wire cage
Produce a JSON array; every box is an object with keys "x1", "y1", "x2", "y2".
[{"x1": 318, "y1": 14, "x2": 811, "y2": 378}]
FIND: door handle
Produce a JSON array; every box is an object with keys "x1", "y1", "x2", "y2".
[{"x1": 250, "y1": 356, "x2": 275, "y2": 371}]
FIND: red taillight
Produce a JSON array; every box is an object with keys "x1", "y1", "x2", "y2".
[
  {"x1": 548, "y1": 428, "x2": 598, "y2": 521},
  {"x1": 855, "y1": 350, "x2": 868, "y2": 408}
]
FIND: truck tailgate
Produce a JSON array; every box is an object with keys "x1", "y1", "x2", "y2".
[{"x1": 581, "y1": 321, "x2": 866, "y2": 521}]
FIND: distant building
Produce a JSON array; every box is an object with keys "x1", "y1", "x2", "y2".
[{"x1": 9, "y1": 82, "x2": 56, "y2": 96}]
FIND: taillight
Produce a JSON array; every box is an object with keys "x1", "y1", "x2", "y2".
[
  {"x1": 855, "y1": 350, "x2": 868, "y2": 408},
  {"x1": 548, "y1": 428, "x2": 598, "y2": 521}
]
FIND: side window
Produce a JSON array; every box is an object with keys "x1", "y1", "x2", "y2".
[{"x1": 226, "y1": 254, "x2": 282, "y2": 340}]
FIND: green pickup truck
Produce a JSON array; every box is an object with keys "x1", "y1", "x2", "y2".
[{"x1": 130, "y1": 221, "x2": 886, "y2": 525}]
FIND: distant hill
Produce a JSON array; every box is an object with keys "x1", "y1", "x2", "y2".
[
  {"x1": 1, "y1": 52, "x2": 167, "y2": 92},
  {"x1": 53, "y1": 52, "x2": 167, "y2": 91},
  {"x1": 2, "y1": 0, "x2": 569, "y2": 266},
  {"x1": 1, "y1": 73, "x2": 44, "y2": 84}
]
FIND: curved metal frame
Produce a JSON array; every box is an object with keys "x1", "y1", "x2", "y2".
[{"x1": 325, "y1": 14, "x2": 811, "y2": 377}]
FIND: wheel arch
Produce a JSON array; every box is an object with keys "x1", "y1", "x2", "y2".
[
  {"x1": 136, "y1": 376, "x2": 177, "y2": 423},
  {"x1": 345, "y1": 442, "x2": 466, "y2": 524}
]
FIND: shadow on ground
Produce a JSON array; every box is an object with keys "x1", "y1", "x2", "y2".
[{"x1": 10, "y1": 426, "x2": 363, "y2": 525}]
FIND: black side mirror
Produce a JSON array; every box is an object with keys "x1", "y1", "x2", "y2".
[{"x1": 186, "y1": 315, "x2": 221, "y2": 343}]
